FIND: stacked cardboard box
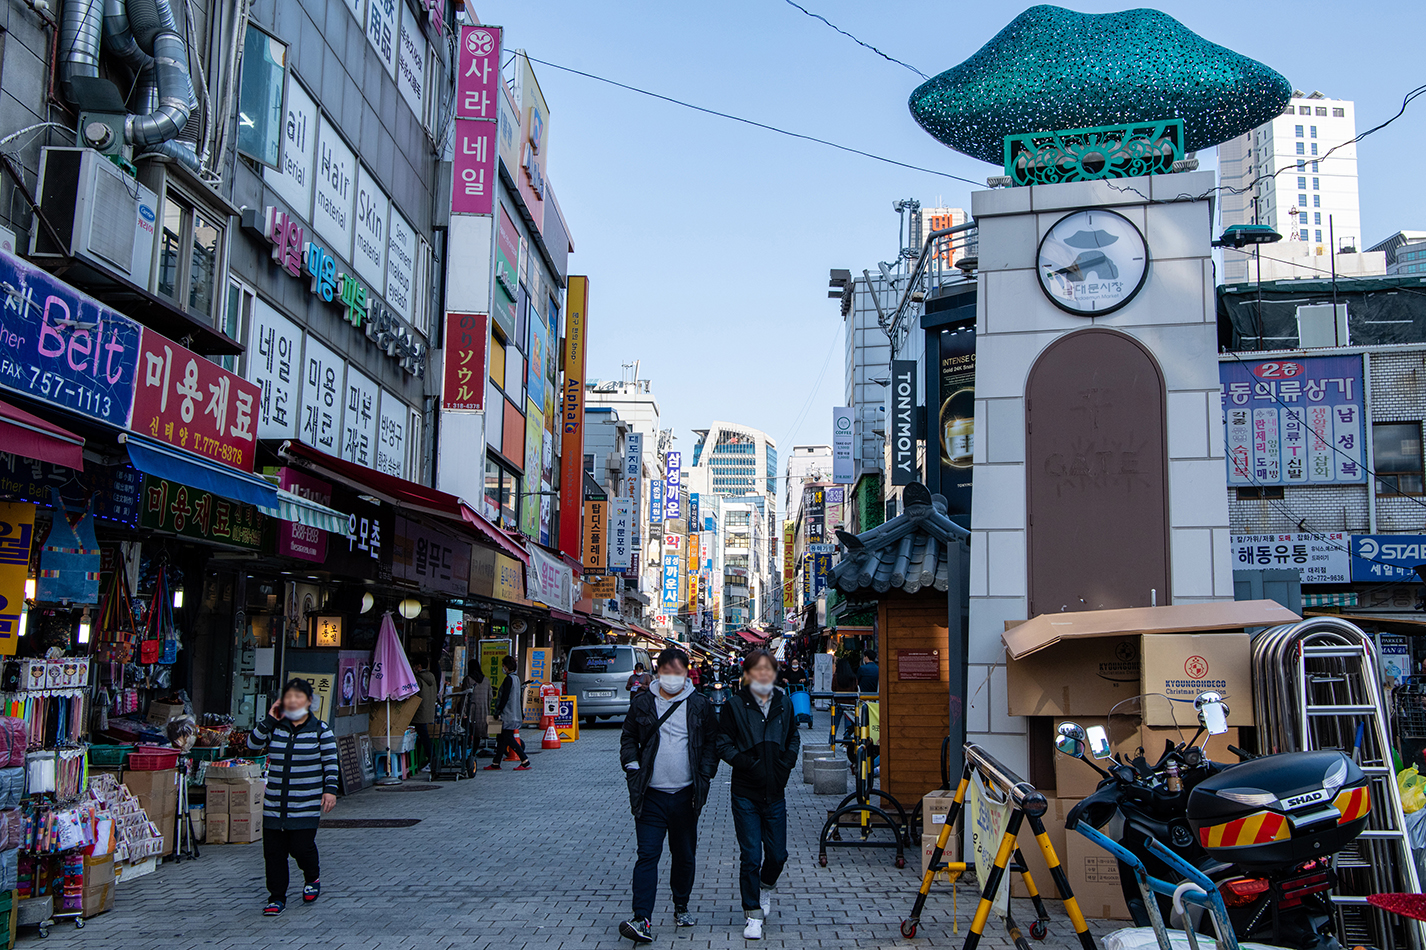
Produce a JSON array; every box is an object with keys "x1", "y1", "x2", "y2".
[
  {"x1": 205, "y1": 769, "x2": 264, "y2": 844},
  {"x1": 119, "y1": 770, "x2": 178, "y2": 857},
  {"x1": 81, "y1": 854, "x2": 113, "y2": 918}
]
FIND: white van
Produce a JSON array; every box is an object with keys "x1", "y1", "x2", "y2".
[{"x1": 564, "y1": 645, "x2": 652, "y2": 725}]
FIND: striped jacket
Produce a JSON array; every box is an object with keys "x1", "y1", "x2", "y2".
[{"x1": 248, "y1": 714, "x2": 339, "y2": 830}]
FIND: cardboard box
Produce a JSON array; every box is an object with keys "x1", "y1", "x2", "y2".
[
  {"x1": 206, "y1": 812, "x2": 229, "y2": 844},
  {"x1": 81, "y1": 882, "x2": 113, "y2": 917},
  {"x1": 922, "y1": 790, "x2": 959, "y2": 830},
  {"x1": 1139, "y1": 635, "x2": 1252, "y2": 726},
  {"x1": 82, "y1": 854, "x2": 114, "y2": 887},
  {"x1": 146, "y1": 701, "x2": 185, "y2": 726},
  {"x1": 204, "y1": 762, "x2": 262, "y2": 783},
  {"x1": 204, "y1": 785, "x2": 229, "y2": 815},
  {"x1": 122, "y1": 769, "x2": 178, "y2": 856},
  {"x1": 229, "y1": 812, "x2": 262, "y2": 843},
  {"x1": 227, "y1": 780, "x2": 265, "y2": 811},
  {"x1": 1063, "y1": 830, "x2": 1131, "y2": 920},
  {"x1": 1012, "y1": 797, "x2": 1070, "y2": 899},
  {"x1": 921, "y1": 832, "x2": 961, "y2": 879}
]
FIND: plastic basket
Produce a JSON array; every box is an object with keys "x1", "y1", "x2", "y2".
[
  {"x1": 186, "y1": 746, "x2": 229, "y2": 761},
  {"x1": 87, "y1": 745, "x2": 132, "y2": 768},
  {"x1": 126, "y1": 745, "x2": 180, "y2": 770}
]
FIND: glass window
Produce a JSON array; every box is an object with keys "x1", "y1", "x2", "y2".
[
  {"x1": 1310, "y1": 143, "x2": 1318, "y2": 156},
  {"x1": 1315, "y1": 229, "x2": 1322, "y2": 242},
  {"x1": 1298, "y1": 193, "x2": 1307, "y2": 206},
  {"x1": 1300, "y1": 229, "x2": 1309, "y2": 241},
  {"x1": 236, "y1": 25, "x2": 287, "y2": 168},
  {"x1": 189, "y1": 213, "x2": 219, "y2": 316},
  {"x1": 1312, "y1": 161, "x2": 1319, "y2": 172},
  {"x1": 501, "y1": 470, "x2": 519, "y2": 528},
  {"x1": 1313, "y1": 195, "x2": 1320, "y2": 208},
  {"x1": 1375, "y1": 423, "x2": 1424, "y2": 495},
  {"x1": 1294, "y1": 125, "x2": 1304, "y2": 137},
  {"x1": 221, "y1": 279, "x2": 250, "y2": 372},
  {"x1": 1310, "y1": 126, "x2": 1317, "y2": 138},
  {"x1": 485, "y1": 457, "x2": 501, "y2": 513},
  {"x1": 1301, "y1": 106, "x2": 1312, "y2": 115},
  {"x1": 1312, "y1": 177, "x2": 1320, "y2": 190},
  {"x1": 154, "y1": 189, "x2": 225, "y2": 324},
  {"x1": 157, "y1": 199, "x2": 184, "y2": 299},
  {"x1": 1300, "y1": 213, "x2": 1309, "y2": 224},
  {"x1": 1332, "y1": 108, "x2": 1344, "y2": 118},
  {"x1": 1297, "y1": 176, "x2": 1307, "y2": 189},
  {"x1": 1295, "y1": 142, "x2": 1305, "y2": 155},
  {"x1": 1315, "y1": 107, "x2": 1327, "y2": 116},
  {"x1": 1313, "y1": 212, "x2": 1321, "y2": 225},
  {"x1": 567, "y1": 646, "x2": 633, "y2": 674}
]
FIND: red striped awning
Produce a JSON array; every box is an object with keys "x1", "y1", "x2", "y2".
[{"x1": 0, "y1": 399, "x2": 84, "y2": 470}]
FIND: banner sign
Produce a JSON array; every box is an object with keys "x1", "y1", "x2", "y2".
[
  {"x1": 0, "y1": 502, "x2": 34, "y2": 655},
  {"x1": 608, "y1": 497, "x2": 633, "y2": 571},
  {"x1": 1350, "y1": 535, "x2": 1426, "y2": 582},
  {"x1": 324, "y1": 484, "x2": 391, "y2": 580},
  {"x1": 649, "y1": 476, "x2": 663, "y2": 525},
  {"x1": 583, "y1": 499, "x2": 606, "y2": 572},
  {"x1": 664, "y1": 451, "x2": 681, "y2": 521},
  {"x1": 139, "y1": 476, "x2": 263, "y2": 549},
  {"x1": 277, "y1": 467, "x2": 330, "y2": 562},
  {"x1": 623, "y1": 432, "x2": 642, "y2": 545},
  {"x1": 456, "y1": 25, "x2": 501, "y2": 120},
  {"x1": 1230, "y1": 532, "x2": 1349, "y2": 585},
  {"x1": 557, "y1": 277, "x2": 589, "y2": 561},
  {"x1": 891, "y1": 360, "x2": 919, "y2": 485},
  {"x1": 662, "y1": 553, "x2": 680, "y2": 606},
  {"x1": 393, "y1": 516, "x2": 470, "y2": 596},
  {"x1": 938, "y1": 327, "x2": 975, "y2": 516},
  {"x1": 1220, "y1": 355, "x2": 1366, "y2": 486},
  {"x1": 441, "y1": 312, "x2": 487, "y2": 410},
  {"x1": 469, "y1": 545, "x2": 526, "y2": 603},
  {"x1": 528, "y1": 545, "x2": 573, "y2": 613},
  {"x1": 833, "y1": 407, "x2": 854, "y2": 484}
]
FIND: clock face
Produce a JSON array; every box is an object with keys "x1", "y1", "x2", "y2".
[{"x1": 1036, "y1": 209, "x2": 1149, "y2": 315}]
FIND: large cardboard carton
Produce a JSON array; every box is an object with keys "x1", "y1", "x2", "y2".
[
  {"x1": 230, "y1": 811, "x2": 263, "y2": 843},
  {"x1": 81, "y1": 882, "x2": 113, "y2": 917},
  {"x1": 227, "y1": 780, "x2": 265, "y2": 811},
  {"x1": 206, "y1": 812, "x2": 229, "y2": 844},
  {"x1": 205, "y1": 785, "x2": 229, "y2": 814},
  {"x1": 1003, "y1": 601, "x2": 1292, "y2": 722},
  {"x1": 121, "y1": 769, "x2": 178, "y2": 856},
  {"x1": 1012, "y1": 798, "x2": 1069, "y2": 899},
  {"x1": 922, "y1": 791, "x2": 959, "y2": 831},
  {"x1": 1064, "y1": 831, "x2": 1130, "y2": 920},
  {"x1": 82, "y1": 854, "x2": 114, "y2": 887},
  {"x1": 204, "y1": 761, "x2": 262, "y2": 783},
  {"x1": 921, "y1": 832, "x2": 961, "y2": 879},
  {"x1": 145, "y1": 701, "x2": 185, "y2": 726}
]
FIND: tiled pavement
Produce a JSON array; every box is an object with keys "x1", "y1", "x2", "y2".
[{"x1": 36, "y1": 712, "x2": 1121, "y2": 948}]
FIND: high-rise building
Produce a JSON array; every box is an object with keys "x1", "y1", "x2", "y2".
[
  {"x1": 783, "y1": 445, "x2": 832, "y2": 518},
  {"x1": 1217, "y1": 91, "x2": 1363, "y2": 283},
  {"x1": 1366, "y1": 231, "x2": 1426, "y2": 274},
  {"x1": 924, "y1": 207, "x2": 970, "y2": 268}
]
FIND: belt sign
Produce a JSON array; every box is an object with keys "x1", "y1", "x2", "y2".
[{"x1": 890, "y1": 359, "x2": 919, "y2": 486}]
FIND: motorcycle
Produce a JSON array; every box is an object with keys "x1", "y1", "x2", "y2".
[{"x1": 1057, "y1": 692, "x2": 1370, "y2": 950}]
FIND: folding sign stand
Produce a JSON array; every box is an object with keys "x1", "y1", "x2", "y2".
[
  {"x1": 901, "y1": 742, "x2": 1097, "y2": 950},
  {"x1": 818, "y1": 700, "x2": 910, "y2": 867}
]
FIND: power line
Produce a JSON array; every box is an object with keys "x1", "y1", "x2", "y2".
[
  {"x1": 522, "y1": 56, "x2": 984, "y2": 187},
  {"x1": 780, "y1": 0, "x2": 928, "y2": 80}
]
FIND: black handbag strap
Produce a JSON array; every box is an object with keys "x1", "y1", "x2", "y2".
[{"x1": 654, "y1": 698, "x2": 687, "y2": 731}]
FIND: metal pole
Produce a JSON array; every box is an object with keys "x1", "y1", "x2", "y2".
[
  {"x1": 1330, "y1": 214, "x2": 1339, "y2": 321},
  {"x1": 1255, "y1": 245, "x2": 1264, "y2": 352}
]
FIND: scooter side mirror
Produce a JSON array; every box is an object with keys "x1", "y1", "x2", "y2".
[
  {"x1": 1085, "y1": 725, "x2": 1112, "y2": 759},
  {"x1": 1055, "y1": 733, "x2": 1085, "y2": 758},
  {"x1": 1195, "y1": 691, "x2": 1230, "y2": 736}
]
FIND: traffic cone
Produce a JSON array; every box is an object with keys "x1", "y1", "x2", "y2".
[
  {"x1": 504, "y1": 730, "x2": 521, "y2": 761},
  {"x1": 543, "y1": 720, "x2": 561, "y2": 750}
]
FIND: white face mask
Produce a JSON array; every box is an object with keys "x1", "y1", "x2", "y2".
[
  {"x1": 283, "y1": 707, "x2": 309, "y2": 721},
  {"x1": 658, "y1": 673, "x2": 686, "y2": 693},
  {"x1": 749, "y1": 680, "x2": 775, "y2": 698}
]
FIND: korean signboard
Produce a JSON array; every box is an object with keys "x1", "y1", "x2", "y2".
[
  {"x1": 263, "y1": 75, "x2": 316, "y2": 219},
  {"x1": 299, "y1": 335, "x2": 345, "y2": 455},
  {"x1": 649, "y1": 477, "x2": 664, "y2": 525},
  {"x1": 1231, "y1": 532, "x2": 1349, "y2": 585},
  {"x1": 139, "y1": 476, "x2": 263, "y2": 550},
  {"x1": 528, "y1": 545, "x2": 573, "y2": 613},
  {"x1": 662, "y1": 553, "x2": 681, "y2": 607},
  {"x1": 341, "y1": 366, "x2": 380, "y2": 468},
  {"x1": 664, "y1": 451, "x2": 682, "y2": 521},
  {"x1": 374, "y1": 391, "x2": 408, "y2": 478},
  {"x1": 0, "y1": 250, "x2": 140, "y2": 428},
  {"x1": 456, "y1": 25, "x2": 501, "y2": 121},
  {"x1": 0, "y1": 458, "x2": 138, "y2": 525},
  {"x1": 132, "y1": 329, "x2": 259, "y2": 471},
  {"x1": 451, "y1": 21, "x2": 502, "y2": 219},
  {"x1": 395, "y1": 4, "x2": 426, "y2": 119},
  {"x1": 832, "y1": 406, "x2": 854, "y2": 484},
  {"x1": 891, "y1": 360, "x2": 919, "y2": 485},
  {"x1": 1220, "y1": 355, "x2": 1366, "y2": 486},
  {"x1": 0, "y1": 503, "x2": 34, "y2": 654},
  {"x1": 520, "y1": 399, "x2": 543, "y2": 537},
  {"x1": 324, "y1": 484, "x2": 390, "y2": 580},
  {"x1": 246, "y1": 300, "x2": 302, "y2": 439},
  {"x1": 557, "y1": 277, "x2": 589, "y2": 562},
  {"x1": 583, "y1": 498, "x2": 606, "y2": 572},
  {"x1": 363, "y1": 0, "x2": 399, "y2": 77},
  {"x1": 312, "y1": 117, "x2": 356, "y2": 255},
  {"x1": 608, "y1": 497, "x2": 633, "y2": 572},
  {"x1": 1350, "y1": 535, "x2": 1426, "y2": 583},
  {"x1": 451, "y1": 120, "x2": 496, "y2": 216},
  {"x1": 392, "y1": 517, "x2": 470, "y2": 596},
  {"x1": 442, "y1": 312, "x2": 487, "y2": 411},
  {"x1": 277, "y1": 468, "x2": 330, "y2": 562},
  {"x1": 469, "y1": 545, "x2": 526, "y2": 603},
  {"x1": 623, "y1": 432, "x2": 642, "y2": 539}
]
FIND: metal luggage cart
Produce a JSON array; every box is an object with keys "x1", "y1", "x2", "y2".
[{"x1": 428, "y1": 710, "x2": 475, "y2": 781}]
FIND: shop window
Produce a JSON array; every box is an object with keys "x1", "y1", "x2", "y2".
[
  {"x1": 221, "y1": 279, "x2": 253, "y2": 372},
  {"x1": 485, "y1": 454, "x2": 521, "y2": 529},
  {"x1": 154, "y1": 187, "x2": 227, "y2": 327},
  {"x1": 237, "y1": 24, "x2": 287, "y2": 168},
  {"x1": 1374, "y1": 423, "x2": 1424, "y2": 495}
]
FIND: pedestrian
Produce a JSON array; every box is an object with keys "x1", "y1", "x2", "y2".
[
  {"x1": 857, "y1": 652, "x2": 880, "y2": 694},
  {"x1": 626, "y1": 662, "x2": 651, "y2": 695},
  {"x1": 484, "y1": 655, "x2": 532, "y2": 771},
  {"x1": 689, "y1": 663, "x2": 701, "y2": 690},
  {"x1": 618, "y1": 647, "x2": 719, "y2": 943},
  {"x1": 248, "y1": 678, "x2": 338, "y2": 917},
  {"x1": 411, "y1": 653, "x2": 438, "y2": 769},
  {"x1": 784, "y1": 659, "x2": 806, "y2": 688},
  {"x1": 457, "y1": 662, "x2": 492, "y2": 748},
  {"x1": 833, "y1": 651, "x2": 858, "y2": 693},
  {"x1": 717, "y1": 650, "x2": 799, "y2": 940}
]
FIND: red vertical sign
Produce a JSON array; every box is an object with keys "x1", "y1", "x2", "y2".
[
  {"x1": 442, "y1": 312, "x2": 488, "y2": 411},
  {"x1": 131, "y1": 328, "x2": 261, "y2": 471},
  {"x1": 558, "y1": 277, "x2": 589, "y2": 562}
]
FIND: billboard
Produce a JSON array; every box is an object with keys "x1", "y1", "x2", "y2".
[
  {"x1": 938, "y1": 327, "x2": 975, "y2": 516},
  {"x1": 1231, "y1": 531, "x2": 1349, "y2": 585},
  {"x1": 608, "y1": 497, "x2": 633, "y2": 572},
  {"x1": 664, "y1": 451, "x2": 682, "y2": 520},
  {"x1": 832, "y1": 407, "x2": 854, "y2": 484},
  {"x1": 1350, "y1": 535, "x2": 1426, "y2": 582},
  {"x1": 890, "y1": 359, "x2": 918, "y2": 485},
  {"x1": 557, "y1": 277, "x2": 589, "y2": 560}
]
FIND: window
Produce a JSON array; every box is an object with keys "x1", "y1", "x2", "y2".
[
  {"x1": 1299, "y1": 212, "x2": 1309, "y2": 224},
  {"x1": 1310, "y1": 143, "x2": 1318, "y2": 156},
  {"x1": 1298, "y1": 193, "x2": 1307, "y2": 206},
  {"x1": 483, "y1": 455, "x2": 521, "y2": 527},
  {"x1": 1312, "y1": 177, "x2": 1320, "y2": 190},
  {"x1": 1297, "y1": 176, "x2": 1307, "y2": 189},
  {"x1": 1374, "y1": 423, "x2": 1424, "y2": 495},
  {"x1": 1299, "y1": 106, "x2": 1311, "y2": 114},
  {"x1": 1332, "y1": 108, "x2": 1344, "y2": 118},
  {"x1": 1311, "y1": 161, "x2": 1319, "y2": 173},
  {"x1": 1310, "y1": 126, "x2": 1317, "y2": 138},
  {"x1": 1315, "y1": 229, "x2": 1322, "y2": 242},
  {"x1": 236, "y1": 24, "x2": 287, "y2": 168},
  {"x1": 1313, "y1": 195, "x2": 1320, "y2": 208},
  {"x1": 1315, "y1": 107, "x2": 1327, "y2": 116},
  {"x1": 1294, "y1": 125, "x2": 1304, "y2": 137},
  {"x1": 154, "y1": 188, "x2": 226, "y2": 326},
  {"x1": 1300, "y1": 229, "x2": 1309, "y2": 241},
  {"x1": 1295, "y1": 142, "x2": 1305, "y2": 155},
  {"x1": 1236, "y1": 486, "x2": 1284, "y2": 500},
  {"x1": 221, "y1": 279, "x2": 252, "y2": 372},
  {"x1": 1296, "y1": 161, "x2": 1306, "y2": 172},
  {"x1": 1314, "y1": 213, "x2": 1321, "y2": 225}
]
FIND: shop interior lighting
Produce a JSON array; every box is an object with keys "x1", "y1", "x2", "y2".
[
  {"x1": 77, "y1": 609, "x2": 91, "y2": 645},
  {"x1": 172, "y1": 587, "x2": 184, "y2": 609},
  {"x1": 24, "y1": 579, "x2": 34, "y2": 600},
  {"x1": 398, "y1": 597, "x2": 422, "y2": 620},
  {"x1": 360, "y1": 592, "x2": 376, "y2": 614}
]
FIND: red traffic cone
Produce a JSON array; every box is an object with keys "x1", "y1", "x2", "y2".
[
  {"x1": 543, "y1": 720, "x2": 561, "y2": 750},
  {"x1": 504, "y1": 730, "x2": 521, "y2": 761}
]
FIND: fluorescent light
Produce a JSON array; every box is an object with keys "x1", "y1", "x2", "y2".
[{"x1": 173, "y1": 588, "x2": 184, "y2": 609}]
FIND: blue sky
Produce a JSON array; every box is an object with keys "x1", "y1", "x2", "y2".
[{"x1": 482, "y1": 0, "x2": 1425, "y2": 457}]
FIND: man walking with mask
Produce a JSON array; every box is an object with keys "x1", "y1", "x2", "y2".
[{"x1": 618, "y1": 647, "x2": 719, "y2": 943}]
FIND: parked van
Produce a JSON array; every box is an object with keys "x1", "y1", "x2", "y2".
[{"x1": 564, "y1": 644, "x2": 652, "y2": 725}]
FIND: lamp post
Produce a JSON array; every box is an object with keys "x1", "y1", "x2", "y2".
[{"x1": 1213, "y1": 223, "x2": 1282, "y2": 350}]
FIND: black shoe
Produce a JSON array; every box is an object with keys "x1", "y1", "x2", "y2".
[
  {"x1": 620, "y1": 917, "x2": 654, "y2": 943},
  {"x1": 674, "y1": 906, "x2": 696, "y2": 927},
  {"x1": 263, "y1": 901, "x2": 285, "y2": 916},
  {"x1": 302, "y1": 880, "x2": 320, "y2": 903}
]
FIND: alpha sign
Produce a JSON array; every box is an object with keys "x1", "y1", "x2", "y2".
[{"x1": 890, "y1": 360, "x2": 918, "y2": 485}]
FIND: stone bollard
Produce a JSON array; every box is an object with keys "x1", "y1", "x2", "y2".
[
  {"x1": 803, "y1": 746, "x2": 833, "y2": 784},
  {"x1": 813, "y1": 757, "x2": 849, "y2": 796}
]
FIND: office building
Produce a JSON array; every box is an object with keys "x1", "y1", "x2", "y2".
[{"x1": 689, "y1": 422, "x2": 779, "y2": 630}]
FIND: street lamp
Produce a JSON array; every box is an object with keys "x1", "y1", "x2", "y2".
[{"x1": 1214, "y1": 224, "x2": 1282, "y2": 351}]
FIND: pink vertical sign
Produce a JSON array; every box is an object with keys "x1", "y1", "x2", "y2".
[
  {"x1": 451, "y1": 121, "x2": 497, "y2": 215},
  {"x1": 452, "y1": 25, "x2": 501, "y2": 217},
  {"x1": 456, "y1": 26, "x2": 502, "y2": 121}
]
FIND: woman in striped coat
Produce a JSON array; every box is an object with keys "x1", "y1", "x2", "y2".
[{"x1": 249, "y1": 678, "x2": 339, "y2": 916}]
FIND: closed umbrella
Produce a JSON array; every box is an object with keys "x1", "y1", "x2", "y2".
[{"x1": 369, "y1": 612, "x2": 419, "y2": 784}]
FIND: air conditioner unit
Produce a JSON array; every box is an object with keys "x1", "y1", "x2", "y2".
[{"x1": 30, "y1": 147, "x2": 158, "y2": 288}]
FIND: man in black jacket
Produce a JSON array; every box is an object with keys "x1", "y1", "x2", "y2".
[
  {"x1": 617, "y1": 647, "x2": 718, "y2": 943},
  {"x1": 716, "y1": 651, "x2": 799, "y2": 940}
]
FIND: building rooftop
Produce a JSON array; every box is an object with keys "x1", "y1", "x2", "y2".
[{"x1": 830, "y1": 484, "x2": 968, "y2": 595}]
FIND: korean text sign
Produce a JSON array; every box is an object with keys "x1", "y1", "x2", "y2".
[
  {"x1": 0, "y1": 250, "x2": 138, "y2": 427},
  {"x1": 442, "y1": 312, "x2": 487, "y2": 410},
  {"x1": 1350, "y1": 535, "x2": 1426, "y2": 582},
  {"x1": 1231, "y1": 532, "x2": 1349, "y2": 584},
  {"x1": 133, "y1": 329, "x2": 260, "y2": 471},
  {"x1": 393, "y1": 516, "x2": 471, "y2": 596},
  {"x1": 139, "y1": 476, "x2": 263, "y2": 549},
  {"x1": 1220, "y1": 355, "x2": 1365, "y2": 486},
  {"x1": 456, "y1": 26, "x2": 501, "y2": 120},
  {"x1": 0, "y1": 502, "x2": 34, "y2": 655},
  {"x1": 664, "y1": 451, "x2": 681, "y2": 521},
  {"x1": 608, "y1": 497, "x2": 633, "y2": 572}
]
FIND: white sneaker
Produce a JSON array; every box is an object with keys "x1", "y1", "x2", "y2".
[
  {"x1": 743, "y1": 917, "x2": 763, "y2": 940},
  {"x1": 759, "y1": 889, "x2": 772, "y2": 919}
]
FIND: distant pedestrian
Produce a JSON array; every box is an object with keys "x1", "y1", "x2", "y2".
[
  {"x1": 249, "y1": 678, "x2": 338, "y2": 916},
  {"x1": 458, "y1": 662, "x2": 492, "y2": 750},
  {"x1": 783, "y1": 659, "x2": 806, "y2": 688},
  {"x1": 618, "y1": 647, "x2": 719, "y2": 943},
  {"x1": 857, "y1": 652, "x2": 880, "y2": 694},
  {"x1": 717, "y1": 651, "x2": 799, "y2": 940},
  {"x1": 626, "y1": 662, "x2": 651, "y2": 695},
  {"x1": 411, "y1": 654, "x2": 438, "y2": 769},
  {"x1": 484, "y1": 656, "x2": 531, "y2": 771}
]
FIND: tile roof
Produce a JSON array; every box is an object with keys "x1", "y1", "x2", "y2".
[{"x1": 829, "y1": 483, "x2": 970, "y2": 595}]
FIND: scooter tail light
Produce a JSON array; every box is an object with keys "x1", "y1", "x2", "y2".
[
  {"x1": 1333, "y1": 786, "x2": 1371, "y2": 824},
  {"x1": 1220, "y1": 877, "x2": 1270, "y2": 907}
]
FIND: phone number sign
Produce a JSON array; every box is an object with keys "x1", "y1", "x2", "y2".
[{"x1": 1231, "y1": 532, "x2": 1349, "y2": 584}]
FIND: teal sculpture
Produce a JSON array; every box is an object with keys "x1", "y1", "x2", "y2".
[{"x1": 909, "y1": 5, "x2": 1291, "y2": 165}]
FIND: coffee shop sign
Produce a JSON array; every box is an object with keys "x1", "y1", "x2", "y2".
[{"x1": 256, "y1": 206, "x2": 426, "y2": 378}]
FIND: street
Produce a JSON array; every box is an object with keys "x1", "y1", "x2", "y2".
[{"x1": 45, "y1": 713, "x2": 1114, "y2": 950}]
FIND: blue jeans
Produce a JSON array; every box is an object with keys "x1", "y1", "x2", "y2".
[
  {"x1": 730, "y1": 795, "x2": 788, "y2": 915},
  {"x1": 632, "y1": 787, "x2": 697, "y2": 919}
]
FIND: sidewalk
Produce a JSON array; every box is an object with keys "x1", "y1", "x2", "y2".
[{"x1": 35, "y1": 712, "x2": 1118, "y2": 948}]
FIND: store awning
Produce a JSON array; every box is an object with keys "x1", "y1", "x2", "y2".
[
  {"x1": 1303, "y1": 592, "x2": 1358, "y2": 608},
  {"x1": 733, "y1": 629, "x2": 768, "y2": 644},
  {"x1": 264, "y1": 488, "x2": 351, "y2": 534},
  {"x1": 459, "y1": 504, "x2": 530, "y2": 564},
  {"x1": 0, "y1": 399, "x2": 85, "y2": 470},
  {"x1": 123, "y1": 434, "x2": 279, "y2": 510}
]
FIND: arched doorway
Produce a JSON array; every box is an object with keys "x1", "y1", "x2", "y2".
[{"x1": 1025, "y1": 328, "x2": 1169, "y2": 616}]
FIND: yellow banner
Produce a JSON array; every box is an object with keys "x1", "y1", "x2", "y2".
[{"x1": 0, "y1": 503, "x2": 35, "y2": 656}]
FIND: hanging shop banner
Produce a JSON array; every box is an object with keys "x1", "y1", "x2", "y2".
[
  {"x1": 557, "y1": 277, "x2": 589, "y2": 562},
  {"x1": 1221, "y1": 355, "x2": 1366, "y2": 486},
  {"x1": 323, "y1": 484, "x2": 391, "y2": 580},
  {"x1": 277, "y1": 467, "x2": 330, "y2": 562},
  {"x1": 1231, "y1": 532, "x2": 1349, "y2": 585},
  {"x1": 246, "y1": 299, "x2": 303, "y2": 439},
  {"x1": 456, "y1": 25, "x2": 502, "y2": 120},
  {"x1": 442, "y1": 312, "x2": 487, "y2": 411},
  {"x1": 528, "y1": 545, "x2": 573, "y2": 613},
  {"x1": 469, "y1": 546, "x2": 526, "y2": 604},
  {"x1": 0, "y1": 502, "x2": 34, "y2": 655},
  {"x1": 664, "y1": 451, "x2": 682, "y2": 521},
  {"x1": 813, "y1": 550, "x2": 832, "y2": 596},
  {"x1": 138, "y1": 475, "x2": 263, "y2": 549},
  {"x1": 520, "y1": 401, "x2": 544, "y2": 538},
  {"x1": 891, "y1": 359, "x2": 919, "y2": 486},
  {"x1": 132, "y1": 328, "x2": 260, "y2": 472},
  {"x1": 492, "y1": 207, "x2": 520, "y2": 338},
  {"x1": 451, "y1": 120, "x2": 497, "y2": 216},
  {"x1": 583, "y1": 499, "x2": 606, "y2": 573},
  {"x1": 688, "y1": 493, "x2": 700, "y2": 533},
  {"x1": 0, "y1": 250, "x2": 141, "y2": 428},
  {"x1": 0, "y1": 457, "x2": 139, "y2": 525},
  {"x1": 649, "y1": 476, "x2": 663, "y2": 525},
  {"x1": 1350, "y1": 535, "x2": 1426, "y2": 583},
  {"x1": 832, "y1": 406, "x2": 854, "y2": 484},
  {"x1": 341, "y1": 366, "x2": 380, "y2": 468},
  {"x1": 662, "y1": 553, "x2": 680, "y2": 607},
  {"x1": 938, "y1": 327, "x2": 976, "y2": 516},
  {"x1": 608, "y1": 497, "x2": 633, "y2": 572},
  {"x1": 299, "y1": 335, "x2": 346, "y2": 456},
  {"x1": 393, "y1": 516, "x2": 470, "y2": 596},
  {"x1": 623, "y1": 432, "x2": 642, "y2": 541}
]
